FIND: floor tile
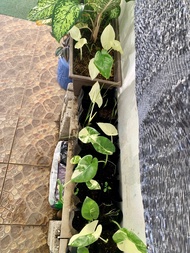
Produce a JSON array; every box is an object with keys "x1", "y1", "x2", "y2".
[
  {"x1": 0, "y1": 116, "x2": 18, "y2": 163},
  {"x1": 0, "y1": 164, "x2": 56, "y2": 225},
  {"x1": 0, "y1": 225, "x2": 49, "y2": 253},
  {"x1": 0, "y1": 15, "x2": 41, "y2": 52},
  {"x1": 0, "y1": 53, "x2": 33, "y2": 83},
  {"x1": 0, "y1": 164, "x2": 7, "y2": 194},
  {"x1": 9, "y1": 117, "x2": 59, "y2": 166},
  {"x1": 0, "y1": 82, "x2": 25, "y2": 116},
  {"x1": 20, "y1": 83, "x2": 64, "y2": 121}
]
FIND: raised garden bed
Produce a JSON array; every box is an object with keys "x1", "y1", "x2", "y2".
[{"x1": 51, "y1": 83, "x2": 147, "y2": 253}]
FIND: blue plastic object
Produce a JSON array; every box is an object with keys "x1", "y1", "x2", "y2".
[{"x1": 57, "y1": 57, "x2": 72, "y2": 90}]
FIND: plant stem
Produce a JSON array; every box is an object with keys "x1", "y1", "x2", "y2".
[
  {"x1": 104, "y1": 154, "x2": 108, "y2": 167},
  {"x1": 89, "y1": 102, "x2": 95, "y2": 124},
  {"x1": 62, "y1": 179, "x2": 72, "y2": 188},
  {"x1": 112, "y1": 220, "x2": 121, "y2": 229},
  {"x1": 99, "y1": 237, "x2": 108, "y2": 243},
  {"x1": 80, "y1": 48, "x2": 82, "y2": 60}
]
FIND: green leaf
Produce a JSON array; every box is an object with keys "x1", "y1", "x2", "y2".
[
  {"x1": 89, "y1": 82, "x2": 103, "y2": 107},
  {"x1": 109, "y1": 6, "x2": 121, "y2": 19},
  {"x1": 28, "y1": 0, "x2": 56, "y2": 21},
  {"x1": 91, "y1": 136, "x2": 115, "y2": 155},
  {"x1": 113, "y1": 228, "x2": 147, "y2": 253},
  {"x1": 52, "y1": 0, "x2": 83, "y2": 42},
  {"x1": 88, "y1": 59, "x2": 100, "y2": 80},
  {"x1": 79, "y1": 127, "x2": 100, "y2": 144},
  {"x1": 77, "y1": 247, "x2": 89, "y2": 253},
  {"x1": 97, "y1": 122, "x2": 118, "y2": 136},
  {"x1": 86, "y1": 0, "x2": 121, "y2": 14},
  {"x1": 94, "y1": 49, "x2": 114, "y2": 79},
  {"x1": 81, "y1": 197, "x2": 99, "y2": 221},
  {"x1": 86, "y1": 180, "x2": 101, "y2": 190},
  {"x1": 70, "y1": 155, "x2": 81, "y2": 164},
  {"x1": 71, "y1": 155, "x2": 98, "y2": 183},
  {"x1": 69, "y1": 220, "x2": 102, "y2": 247}
]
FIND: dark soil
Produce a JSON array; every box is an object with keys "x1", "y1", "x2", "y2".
[
  {"x1": 72, "y1": 35, "x2": 115, "y2": 81},
  {"x1": 70, "y1": 85, "x2": 122, "y2": 253}
]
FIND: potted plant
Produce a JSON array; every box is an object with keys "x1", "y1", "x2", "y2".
[{"x1": 28, "y1": 0, "x2": 132, "y2": 95}]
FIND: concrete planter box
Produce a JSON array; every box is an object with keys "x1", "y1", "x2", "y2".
[{"x1": 48, "y1": 84, "x2": 79, "y2": 253}]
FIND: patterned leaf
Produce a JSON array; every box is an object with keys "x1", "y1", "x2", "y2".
[
  {"x1": 28, "y1": 0, "x2": 57, "y2": 21},
  {"x1": 52, "y1": 0, "x2": 83, "y2": 42},
  {"x1": 86, "y1": 0, "x2": 121, "y2": 14}
]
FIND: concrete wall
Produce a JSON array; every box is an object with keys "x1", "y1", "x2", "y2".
[{"x1": 118, "y1": 0, "x2": 146, "y2": 243}]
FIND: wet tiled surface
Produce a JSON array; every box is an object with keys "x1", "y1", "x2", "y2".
[{"x1": 0, "y1": 14, "x2": 65, "y2": 252}]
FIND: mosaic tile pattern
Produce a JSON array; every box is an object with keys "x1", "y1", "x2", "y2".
[
  {"x1": 0, "y1": 14, "x2": 65, "y2": 251},
  {"x1": 20, "y1": 83, "x2": 64, "y2": 121},
  {"x1": 9, "y1": 117, "x2": 59, "y2": 166},
  {"x1": 0, "y1": 116, "x2": 18, "y2": 163},
  {"x1": 0, "y1": 225, "x2": 49, "y2": 253},
  {"x1": 0, "y1": 83, "x2": 25, "y2": 117},
  {"x1": 0, "y1": 165, "x2": 56, "y2": 225},
  {"x1": 0, "y1": 164, "x2": 7, "y2": 193}
]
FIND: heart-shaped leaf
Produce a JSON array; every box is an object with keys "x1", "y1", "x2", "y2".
[
  {"x1": 89, "y1": 82, "x2": 103, "y2": 107},
  {"x1": 101, "y1": 24, "x2": 115, "y2": 50},
  {"x1": 94, "y1": 49, "x2": 113, "y2": 79},
  {"x1": 71, "y1": 155, "x2": 98, "y2": 183},
  {"x1": 113, "y1": 228, "x2": 147, "y2": 253},
  {"x1": 81, "y1": 197, "x2": 99, "y2": 221},
  {"x1": 91, "y1": 136, "x2": 115, "y2": 155},
  {"x1": 69, "y1": 220, "x2": 102, "y2": 247},
  {"x1": 79, "y1": 127, "x2": 100, "y2": 144}
]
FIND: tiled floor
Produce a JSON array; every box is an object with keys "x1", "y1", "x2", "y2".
[{"x1": 0, "y1": 15, "x2": 65, "y2": 252}]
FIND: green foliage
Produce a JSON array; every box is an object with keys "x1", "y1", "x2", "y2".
[
  {"x1": 81, "y1": 197, "x2": 99, "y2": 221},
  {"x1": 94, "y1": 49, "x2": 113, "y2": 79},
  {"x1": 79, "y1": 126, "x2": 115, "y2": 155},
  {"x1": 54, "y1": 179, "x2": 64, "y2": 209},
  {"x1": 28, "y1": 0, "x2": 56, "y2": 21},
  {"x1": 89, "y1": 24, "x2": 123, "y2": 80},
  {"x1": 52, "y1": 0, "x2": 82, "y2": 41},
  {"x1": 89, "y1": 81, "x2": 103, "y2": 108},
  {"x1": 97, "y1": 123, "x2": 118, "y2": 136},
  {"x1": 70, "y1": 155, "x2": 81, "y2": 164},
  {"x1": 68, "y1": 220, "x2": 102, "y2": 247},
  {"x1": 103, "y1": 181, "x2": 112, "y2": 192},
  {"x1": 71, "y1": 155, "x2": 98, "y2": 183},
  {"x1": 86, "y1": 179, "x2": 101, "y2": 190},
  {"x1": 28, "y1": 0, "x2": 127, "y2": 42},
  {"x1": 77, "y1": 247, "x2": 89, "y2": 253},
  {"x1": 112, "y1": 223, "x2": 147, "y2": 253}
]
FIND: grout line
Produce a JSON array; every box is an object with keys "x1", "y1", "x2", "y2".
[
  {"x1": 0, "y1": 117, "x2": 19, "y2": 202},
  {"x1": 0, "y1": 223, "x2": 49, "y2": 227}
]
